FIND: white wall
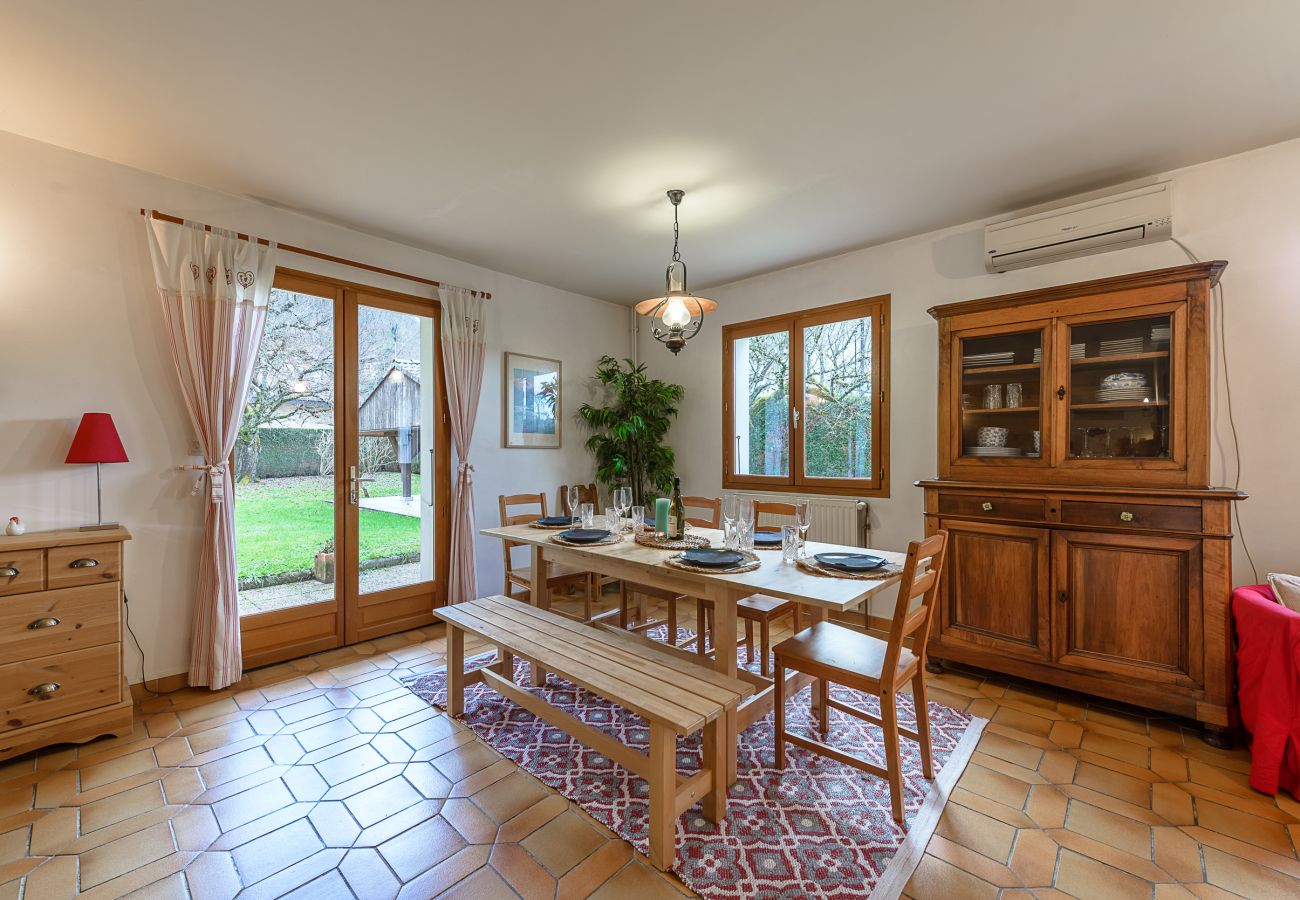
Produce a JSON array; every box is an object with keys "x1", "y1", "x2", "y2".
[
  {"x1": 643, "y1": 137, "x2": 1300, "y2": 609},
  {"x1": 0, "y1": 130, "x2": 629, "y2": 682}
]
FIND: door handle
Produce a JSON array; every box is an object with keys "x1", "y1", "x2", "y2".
[{"x1": 1057, "y1": 385, "x2": 1067, "y2": 400}]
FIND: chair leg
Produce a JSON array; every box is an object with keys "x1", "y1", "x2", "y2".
[
  {"x1": 584, "y1": 574, "x2": 594, "y2": 622},
  {"x1": 618, "y1": 582, "x2": 629, "y2": 629},
  {"x1": 913, "y1": 669, "x2": 935, "y2": 780},
  {"x1": 793, "y1": 603, "x2": 802, "y2": 633},
  {"x1": 817, "y1": 677, "x2": 829, "y2": 736},
  {"x1": 881, "y1": 691, "x2": 904, "y2": 823},
  {"x1": 744, "y1": 618, "x2": 755, "y2": 664},
  {"x1": 759, "y1": 616, "x2": 771, "y2": 678},
  {"x1": 667, "y1": 595, "x2": 678, "y2": 644},
  {"x1": 773, "y1": 660, "x2": 786, "y2": 770},
  {"x1": 637, "y1": 592, "x2": 647, "y2": 625},
  {"x1": 696, "y1": 600, "x2": 709, "y2": 656}
]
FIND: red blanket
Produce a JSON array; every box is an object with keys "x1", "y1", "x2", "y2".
[{"x1": 1233, "y1": 584, "x2": 1300, "y2": 797}]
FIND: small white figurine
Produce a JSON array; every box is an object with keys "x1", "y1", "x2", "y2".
[{"x1": 5, "y1": 516, "x2": 24, "y2": 536}]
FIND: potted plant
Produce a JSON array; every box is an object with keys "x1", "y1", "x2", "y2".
[
  {"x1": 313, "y1": 538, "x2": 336, "y2": 584},
  {"x1": 577, "y1": 355, "x2": 684, "y2": 507}
]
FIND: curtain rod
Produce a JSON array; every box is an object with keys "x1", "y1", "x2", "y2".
[{"x1": 138, "y1": 209, "x2": 492, "y2": 299}]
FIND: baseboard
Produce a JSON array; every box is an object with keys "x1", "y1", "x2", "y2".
[{"x1": 130, "y1": 671, "x2": 189, "y2": 700}]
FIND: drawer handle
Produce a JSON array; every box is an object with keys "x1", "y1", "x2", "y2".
[
  {"x1": 1119, "y1": 511, "x2": 1135, "y2": 523},
  {"x1": 0, "y1": 566, "x2": 17, "y2": 578},
  {"x1": 70, "y1": 558, "x2": 100, "y2": 569},
  {"x1": 28, "y1": 682, "x2": 61, "y2": 697},
  {"x1": 28, "y1": 617, "x2": 61, "y2": 630},
  {"x1": 981, "y1": 502, "x2": 994, "y2": 512}
]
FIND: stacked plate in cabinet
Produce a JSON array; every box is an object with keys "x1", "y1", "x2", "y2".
[
  {"x1": 963, "y1": 351, "x2": 1015, "y2": 368},
  {"x1": 1099, "y1": 336, "x2": 1145, "y2": 356},
  {"x1": 964, "y1": 446, "x2": 1023, "y2": 457},
  {"x1": 1095, "y1": 371, "x2": 1151, "y2": 402}
]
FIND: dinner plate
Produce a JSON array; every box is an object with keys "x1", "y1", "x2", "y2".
[
  {"x1": 535, "y1": 516, "x2": 572, "y2": 527},
  {"x1": 557, "y1": 529, "x2": 611, "y2": 544},
  {"x1": 679, "y1": 549, "x2": 747, "y2": 568},
  {"x1": 753, "y1": 529, "x2": 782, "y2": 546},
  {"x1": 814, "y1": 552, "x2": 887, "y2": 572}
]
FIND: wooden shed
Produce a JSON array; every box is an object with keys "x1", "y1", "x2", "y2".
[{"x1": 357, "y1": 362, "x2": 422, "y2": 496}]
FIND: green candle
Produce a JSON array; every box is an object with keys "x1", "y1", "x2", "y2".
[{"x1": 654, "y1": 498, "x2": 670, "y2": 536}]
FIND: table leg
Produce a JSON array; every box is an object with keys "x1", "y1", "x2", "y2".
[
  {"x1": 806, "y1": 605, "x2": 827, "y2": 717},
  {"x1": 530, "y1": 544, "x2": 550, "y2": 687},
  {"x1": 447, "y1": 626, "x2": 465, "y2": 717},
  {"x1": 708, "y1": 593, "x2": 740, "y2": 784}
]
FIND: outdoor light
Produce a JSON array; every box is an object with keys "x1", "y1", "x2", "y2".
[
  {"x1": 291, "y1": 379, "x2": 308, "y2": 393},
  {"x1": 635, "y1": 189, "x2": 717, "y2": 355}
]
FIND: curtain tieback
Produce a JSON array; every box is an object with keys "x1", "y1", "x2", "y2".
[
  {"x1": 456, "y1": 461, "x2": 475, "y2": 479},
  {"x1": 179, "y1": 463, "x2": 228, "y2": 503}
]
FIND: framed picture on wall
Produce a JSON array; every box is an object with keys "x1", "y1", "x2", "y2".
[{"x1": 503, "y1": 352, "x2": 562, "y2": 449}]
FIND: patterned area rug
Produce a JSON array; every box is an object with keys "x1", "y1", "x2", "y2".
[{"x1": 402, "y1": 630, "x2": 984, "y2": 899}]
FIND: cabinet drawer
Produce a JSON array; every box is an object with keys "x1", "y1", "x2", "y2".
[
  {"x1": 0, "y1": 549, "x2": 45, "y2": 597},
  {"x1": 938, "y1": 493, "x2": 1047, "y2": 522},
  {"x1": 1, "y1": 643, "x2": 121, "y2": 732},
  {"x1": 0, "y1": 582, "x2": 120, "y2": 662},
  {"x1": 46, "y1": 543, "x2": 120, "y2": 590},
  {"x1": 1060, "y1": 501, "x2": 1200, "y2": 533}
]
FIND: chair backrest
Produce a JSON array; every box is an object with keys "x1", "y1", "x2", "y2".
[
  {"x1": 683, "y1": 496, "x2": 721, "y2": 528},
  {"x1": 557, "y1": 483, "x2": 600, "y2": 516},
  {"x1": 753, "y1": 500, "x2": 796, "y2": 528},
  {"x1": 499, "y1": 492, "x2": 547, "y2": 576},
  {"x1": 881, "y1": 531, "x2": 949, "y2": 687}
]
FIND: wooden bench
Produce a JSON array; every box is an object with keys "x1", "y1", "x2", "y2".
[{"x1": 433, "y1": 595, "x2": 753, "y2": 870}]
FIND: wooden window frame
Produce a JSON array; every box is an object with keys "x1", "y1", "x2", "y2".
[{"x1": 722, "y1": 295, "x2": 890, "y2": 498}]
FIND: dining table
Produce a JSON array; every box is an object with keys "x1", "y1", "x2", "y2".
[{"x1": 479, "y1": 519, "x2": 906, "y2": 782}]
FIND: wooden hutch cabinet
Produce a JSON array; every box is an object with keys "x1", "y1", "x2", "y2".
[{"x1": 918, "y1": 262, "x2": 1245, "y2": 745}]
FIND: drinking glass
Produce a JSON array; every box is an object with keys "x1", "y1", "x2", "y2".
[
  {"x1": 604, "y1": 506, "x2": 619, "y2": 532},
  {"x1": 721, "y1": 494, "x2": 739, "y2": 549},
  {"x1": 630, "y1": 505, "x2": 645, "y2": 535},
  {"x1": 737, "y1": 499, "x2": 755, "y2": 551},
  {"x1": 1006, "y1": 383, "x2": 1024, "y2": 409},
  {"x1": 794, "y1": 499, "x2": 811, "y2": 558},
  {"x1": 983, "y1": 384, "x2": 1003, "y2": 410},
  {"x1": 579, "y1": 503, "x2": 594, "y2": 528},
  {"x1": 781, "y1": 525, "x2": 800, "y2": 564},
  {"x1": 566, "y1": 485, "x2": 580, "y2": 525}
]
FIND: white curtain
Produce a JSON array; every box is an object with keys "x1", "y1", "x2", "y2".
[
  {"x1": 439, "y1": 286, "x2": 486, "y2": 604},
  {"x1": 145, "y1": 215, "x2": 277, "y2": 690}
]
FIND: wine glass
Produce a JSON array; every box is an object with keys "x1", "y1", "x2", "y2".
[
  {"x1": 794, "y1": 499, "x2": 811, "y2": 558},
  {"x1": 615, "y1": 486, "x2": 632, "y2": 532},
  {"x1": 721, "y1": 494, "x2": 738, "y2": 549},
  {"x1": 566, "y1": 485, "x2": 579, "y2": 525},
  {"x1": 736, "y1": 498, "x2": 755, "y2": 552}
]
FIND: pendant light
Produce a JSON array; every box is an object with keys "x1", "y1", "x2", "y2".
[{"x1": 634, "y1": 189, "x2": 717, "y2": 355}]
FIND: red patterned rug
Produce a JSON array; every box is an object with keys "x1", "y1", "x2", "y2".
[{"x1": 402, "y1": 629, "x2": 984, "y2": 899}]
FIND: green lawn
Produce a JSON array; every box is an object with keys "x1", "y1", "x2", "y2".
[{"x1": 235, "y1": 473, "x2": 422, "y2": 580}]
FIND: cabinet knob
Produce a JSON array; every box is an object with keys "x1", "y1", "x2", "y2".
[
  {"x1": 0, "y1": 566, "x2": 17, "y2": 578},
  {"x1": 1119, "y1": 511, "x2": 1135, "y2": 522},
  {"x1": 27, "y1": 617, "x2": 60, "y2": 630},
  {"x1": 69, "y1": 558, "x2": 99, "y2": 569},
  {"x1": 28, "y1": 682, "x2": 61, "y2": 697},
  {"x1": 1057, "y1": 385, "x2": 1067, "y2": 400},
  {"x1": 981, "y1": 502, "x2": 994, "y2": 512}
]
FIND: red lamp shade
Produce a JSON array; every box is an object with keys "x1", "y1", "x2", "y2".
[{"x1": 64, "y1": 413, "x2": 129, "y2": 464}]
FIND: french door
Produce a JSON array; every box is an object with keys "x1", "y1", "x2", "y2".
[{"x1": 237, "y1": 270, "x2": 449, "y2": 668}]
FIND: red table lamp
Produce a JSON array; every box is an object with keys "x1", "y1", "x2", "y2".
[{"x1": 65, "y1": 412, "x2": 128, "y2": 530}]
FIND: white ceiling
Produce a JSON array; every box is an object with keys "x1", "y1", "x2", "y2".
[{"x1": 3, "y1": 1, "x2": 1300, "y2": 302}]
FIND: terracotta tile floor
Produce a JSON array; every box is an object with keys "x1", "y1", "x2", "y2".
[{"x1": 2, "y1": 592, "x2": 1298, "y2": 898}]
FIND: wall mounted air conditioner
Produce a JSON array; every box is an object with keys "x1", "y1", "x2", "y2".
[{"x1": 985, "y1": 181, "x2": 1172, "y2": 273}]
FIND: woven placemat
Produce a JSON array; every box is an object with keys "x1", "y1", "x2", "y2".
[
  {"x1": 633, "y1": 532, "x2": 711, "y2": 550},
  {"x1": 664, "y1": 549, "x2": 761, "y2": 574},
  {"x1": 548, "y1": 532, "x2": 623, "y2": 548},
  {"x1": 529, "y1": 521, "x2": 574, "y2": 530},
  {"x1": 795, "y1": 556, "x2": 902, "y2": 580}
]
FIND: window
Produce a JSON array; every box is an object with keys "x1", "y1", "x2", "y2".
[{"x1": 723, "y1": 295, "x2": 889, "y2": 496}]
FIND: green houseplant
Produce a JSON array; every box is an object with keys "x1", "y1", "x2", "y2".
[{"x1": 577, "y1": 356, "x2": 684, "y2": 507}]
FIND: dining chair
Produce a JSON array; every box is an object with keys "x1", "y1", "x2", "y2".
[
  {"x1": 499, "y1": 492, "x2": 592, "y2": 619},
  {"x1": 694, "y1": 499, "x2": 801, "y2": 674},
  {"x1": 558, "y1": 481, "x2": 619, "y2": 613},
  {"x1": 772, "y1": 531, "x2": 949, "y2": 823}
]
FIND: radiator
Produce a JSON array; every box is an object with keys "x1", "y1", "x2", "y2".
[{"x1": 728, "y1": 491, "x2": 870, "y2": 547}]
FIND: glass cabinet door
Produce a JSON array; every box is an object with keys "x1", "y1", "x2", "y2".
[
  {"x1": 957, "y1": 327, "x2": 1046, "y2": 462},
  {"x1": 1064, "y1": 312, "x2": 1175, "y2": 462}
]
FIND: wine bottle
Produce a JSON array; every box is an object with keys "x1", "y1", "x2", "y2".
[{"x1": 669, "y1": 477, "x2": 685, "y2": 540}]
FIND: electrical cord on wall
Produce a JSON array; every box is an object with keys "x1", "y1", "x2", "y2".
[
  {"x1": 1171, "y1": 238, "x2": 1260, "y2": 583},
  {"x1": 122, "y1": 592, "x2": 158, "y2": 697}
]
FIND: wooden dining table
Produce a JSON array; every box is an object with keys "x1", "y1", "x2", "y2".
[{"x1": 479, "y1": 521, "x2": 906, "y2": 782}]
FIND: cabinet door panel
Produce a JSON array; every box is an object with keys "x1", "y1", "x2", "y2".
[
  {"x1": 939, "y1": 520, "x2": 1051, "y2": 660},
  {"x1": 1053, "y1": 531, "x2": 1201, "y2": 686}
]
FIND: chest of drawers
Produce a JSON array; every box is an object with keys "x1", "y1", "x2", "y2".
[{"x1": 0, "y1": 527, "x2": 133, "y2": 761}]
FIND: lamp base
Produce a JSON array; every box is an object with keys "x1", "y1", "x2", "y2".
[{"x1": 79, "y1": 522, "x2": 120, "y2": 532}]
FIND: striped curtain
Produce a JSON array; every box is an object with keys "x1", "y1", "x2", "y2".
[
  {"x1": 439, "y1": 286, "x2": 486, "y2": 604},
  {"x1": 145, "y1": 215, "x2": 277, "y2": 690}
]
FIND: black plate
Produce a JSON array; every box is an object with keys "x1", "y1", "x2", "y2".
[
  {"x1": 753, "y1": 529, "x2": 782, "y2": 546},
  {"x1": 814, "y1": 552, "x2": 886, "y2": 572},
  {"x1": 536, "y1": 516, "x2": 572, "y2": 526},
  {"x1": 679, "y1": 549, "x2": 747, "y2": 568},
  {"x1": 558, "y1": 529, "x2": 611, "y2": 544}
]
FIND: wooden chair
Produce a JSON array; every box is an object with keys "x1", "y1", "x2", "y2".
[
  {"x1": 695, "y1": 500, "x2": 802, "y2": 674},
  {"x1": 773, "y1": 531, "x2": 949, "y2": 822},
  {"x1": 499, "y1": 492, "x2": 592, "y2": 620},
  {"x1": 558, "y1": 482, "x2": 620, "y2": 614}
]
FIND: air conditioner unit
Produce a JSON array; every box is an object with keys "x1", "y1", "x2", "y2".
[{"x1": 985, "y1": 181, "x2": 1172, "y2": 273}]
